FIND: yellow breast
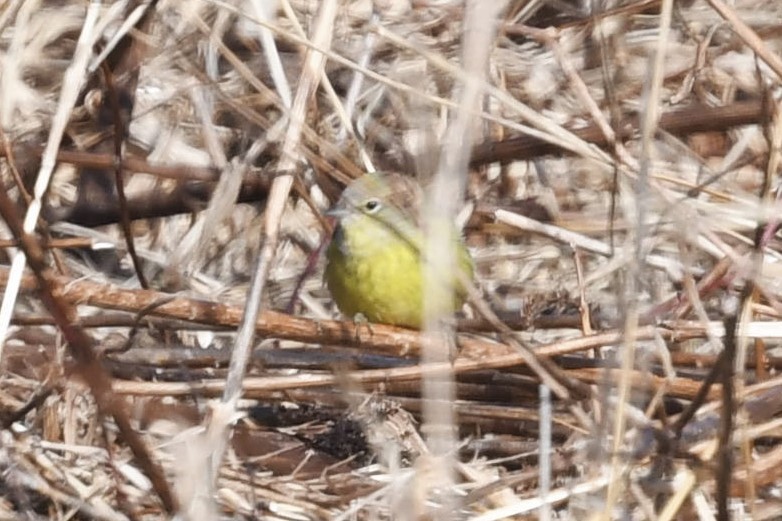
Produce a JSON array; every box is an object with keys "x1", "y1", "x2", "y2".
[{"x1": 324, "y1": 214, "x2": 471, "y2": 329}]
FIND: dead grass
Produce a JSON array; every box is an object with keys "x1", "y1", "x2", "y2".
[{"x1": 2, "y1": 0, "x2": 782, "y2": 519}]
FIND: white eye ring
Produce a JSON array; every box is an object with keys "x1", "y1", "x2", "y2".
[{"x1": 363, "y1": 198, "x2": 382, "y2": 213}]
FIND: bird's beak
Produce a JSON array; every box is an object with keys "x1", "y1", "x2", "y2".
[{"x1": 325, "y1": 201, "x2": 349, "y2": 219}]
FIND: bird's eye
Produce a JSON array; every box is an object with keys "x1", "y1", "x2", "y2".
[{"x1": 363, "y1": 198, "x2": 381, "y2": 213}]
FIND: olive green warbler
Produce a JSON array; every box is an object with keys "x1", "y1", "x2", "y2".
[{"x1": 324, "y1": 172, "x2": 473, "y2": 329}]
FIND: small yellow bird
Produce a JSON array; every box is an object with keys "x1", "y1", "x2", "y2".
[{"x1": 324, "y1": 172, "x2": 473, "y2": 329}]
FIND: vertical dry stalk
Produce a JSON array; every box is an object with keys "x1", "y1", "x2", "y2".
[
  {"x1": 0, "y1": 0, "x2": 100, "y2": 357},
  {"x1": 604, "y1": 0, "x2": 674, "y2": 516},
  {"x1": 200, "y1": 0, "x2": 339, "y2": 500},
  {"x1": 419, "y1": 0, "x2": 506, "y2": 515}
]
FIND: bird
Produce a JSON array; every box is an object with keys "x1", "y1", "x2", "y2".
[{"x1": 324, "y1": 171, "x2": 474, "y2": 329}]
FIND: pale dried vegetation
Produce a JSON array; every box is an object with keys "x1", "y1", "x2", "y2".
[{"x1": 2, "y1": 0, "x2": 782, "y2": 519}]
